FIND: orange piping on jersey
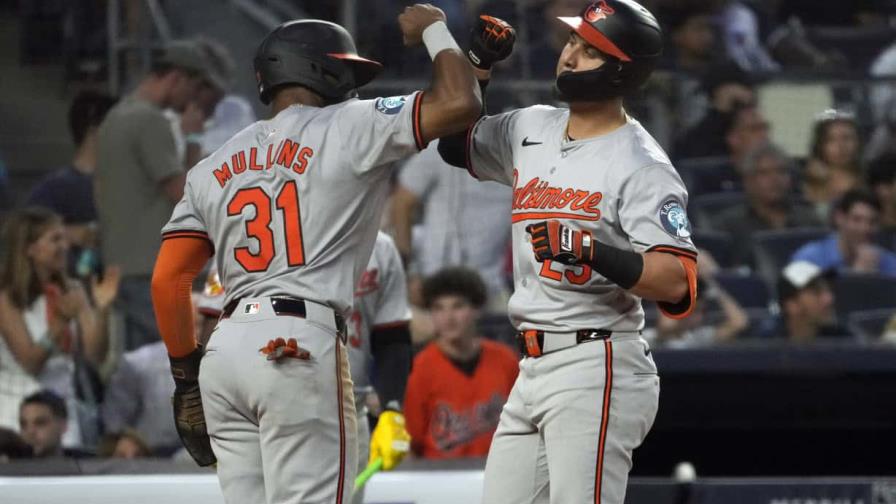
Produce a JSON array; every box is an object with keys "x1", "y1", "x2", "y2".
[
  {"x1": 658, "y1": 255, "x2": 698, "y2": 320},
  {"x1": 648, "y1": 245, "x2": 698, "y2": 261},
  {"x1": 161, "y1": 230, "x2": 214, "y2": 253},
  {"x1": 151, "y1": 236, "x2": 213, "y2": 358},
  {"x1": 512, "y1": 211, "x2": 601, "y2": 223},
  {"x1": 335, "y1": 340, "x2": 347, "y2": 504},
  {"x1": 412, "y1": 91, "x2": 427, "y2": 151},
  {"x1": 594, "y1": 340, "x2": 614, "y2": 504}
]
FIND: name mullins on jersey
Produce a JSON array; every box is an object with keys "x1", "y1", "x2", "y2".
[
  {"x1": 213, "y1": 138, "x2": 315, "y2": 188},
  {"x1": 511, "y1": 169, "x2": 602, "y2": 222}
]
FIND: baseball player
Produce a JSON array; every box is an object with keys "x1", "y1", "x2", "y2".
[
  {"x1": 195, "y1": 232, "x2": 413, "y2": 504},
  {"x1": 438, "y1": 2, "x2": 698, "y2": 503},
  {"x1": 150, "y1": 6, "x2": 481, "y2": 504}
]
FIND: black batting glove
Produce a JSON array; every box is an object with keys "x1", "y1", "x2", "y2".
[
  {"x1": 468, "y1": 15, "x2": 516, "y2": 70},
  {"x1": 526, "y1": 220, "x2": 594, "y2": 266},
  {"x1": 170, "y1": 346, "x2": 217, "y2": 467}
]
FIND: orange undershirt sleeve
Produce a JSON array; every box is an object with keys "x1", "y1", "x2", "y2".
[
  {"x1": 657, "y1": 255, "x2": 698, "y2": 320},
  {"x1": 151, "y1": 236, "x2": 213, "y2": 358}
]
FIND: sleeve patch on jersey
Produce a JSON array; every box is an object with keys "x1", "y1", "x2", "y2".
[
  {"x1": 375, "y1": 95, "x2": 408, "y2": 115},
  {"x1": 659, "y1": 199, "x2": 691, "y2": 240}
]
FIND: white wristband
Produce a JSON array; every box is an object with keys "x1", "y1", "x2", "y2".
[{"x1": 422, "y1": 21, "x2": 460, "y2": 60}]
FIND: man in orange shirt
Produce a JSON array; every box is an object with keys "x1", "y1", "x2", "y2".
[{"x1": 404, "y1": 267, "x2": 519, "y2": 459}]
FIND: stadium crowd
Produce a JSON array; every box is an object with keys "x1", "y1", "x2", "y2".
[{"x1": 1, "y1": 0, "x2": 896, "y2": 463}]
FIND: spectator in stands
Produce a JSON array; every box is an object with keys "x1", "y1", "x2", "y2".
[
  {"x1": 96, "y1": 429, "x2": 151, "y2": 459},
  {"x1": 19, "y1": 391, "x2": 86, "y2": 458},
  {"x1": 0, "y1": 427, "x2": 33, "y2": 461},
  {"x1": 28, "y1": 90, "x2": 117, "y2": 279},
  {"x1": 95, "y1": 40, "x2": 207, "y2": 351},
  {"x1": 867, "y1": 154, "x2": 896, "y2": 249},
  {"x1": 101, "y1": 337, "x2": 181, "y2": 455},
  {"x1": 673, "y1": 62, "x2": 757, "y2": 160},
  {"x1": 718, "y1": 1, "x2": 779, "y2": 73},
  {"x1": 193, "y1": 38, "x2": 256, "y2": 156},
  {"x1": 404, "y1": 267, "x2": 518, "y2": 459},
  {"x1": 761, "y1": 261, "x2": 852, "y2": 342},
  {"x1": 792, "y1": 190, "x2": 896, "y2": 276},
  {"x1": 646, "y1": 251, "x2": 748, "y2": 347},
  {"x1": 714, "y1": 142, "x2": 821, "y2": 266},
  {"x1": 0, "y1": 208, "x2": 119, "y2": 447},
  {"x1": 391, "y1": 143, "x2": 512, "y2": 313},
  {"x1": 803, "y1": 110, "x2": 863, "y2": 220},
  {"x1": 662, "y1": 7, "x2": 718, "y2": 74},
  {"x1": 518, "y1": 0, "x2": 582, "y2": 78}
]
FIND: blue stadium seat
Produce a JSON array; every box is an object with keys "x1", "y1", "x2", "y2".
[
  {"x1": 689, "y1": 192, "x2": 746, "y2": 230},
  {"x1": 714, "y1": 270, "x2": 771, "y2": 310},
  {"x1": 692, "y1": 229, "x2": 734, "y2": 268},
  {"x1": 676, "y1": 157, "x2": 741, "y2": 197},
  {"x1": 846, "y1": 308, "x2": 896, "y2": 341},
  {"x1": 752, "y1": 227, "x2": 830, "y2": 290},
  {"x1": 833, "y1": 274, "x2": 896, "y2": 323}
]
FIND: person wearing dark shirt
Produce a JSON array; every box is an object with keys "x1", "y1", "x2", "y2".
[
  {"x1": 761, "y1": 261, "x2": 853, "y2": 341},
  {"x1": 28, "y1": 90, "x2": 117, "y2": 277},
  {"x1": 867, "y1": 154, "x2": 896, "y2": 250},
  {"x1": 714, "y1": 142, "x2": 821, "y2": 266}
]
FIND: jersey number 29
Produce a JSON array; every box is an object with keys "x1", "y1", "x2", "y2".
[{"x1": 227, "y1": 181, "x2": 305, "y2": 272}]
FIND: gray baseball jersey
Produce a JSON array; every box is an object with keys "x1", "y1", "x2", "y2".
[
  {"x1": 466, "y1": 106, "x2": 696, "y2": 332},
  {"x1": 162, "y1": 92, "x2": 426, "y2": 314},
  {"x1": 346, "y1": 232, "x2": 412, "y2": 396},
  {"x1": 466, "y1": 105, "x2": 693, "y2": 504},
  {"x1": 164, "y1": 92, "x2": 425, "y2": 504}
]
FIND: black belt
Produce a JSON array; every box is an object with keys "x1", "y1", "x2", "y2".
[
  {"x1": 221, "y1": 296, "x2": 347, "y2": 337},
  {"x1": 516, "y1": 329, "x2": 613, "y2": 358}
]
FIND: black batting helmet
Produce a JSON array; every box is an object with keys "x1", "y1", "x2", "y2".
[
  {"x1": 555, "y1": 0, "x2": 662, "y2": 102},
  {"x1": 254, "y1": 20, "x2": 383, "y2": 105}
]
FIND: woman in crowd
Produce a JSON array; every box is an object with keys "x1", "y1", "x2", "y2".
[
  {"x1": 0, "y1": 207, "x2": 118, "y2": 448},
  {"x1": 803, "y1": 110, "x2": 864, "y2": 220}
]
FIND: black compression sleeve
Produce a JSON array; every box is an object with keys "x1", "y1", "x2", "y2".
[
  {"x1": 585, "y1": 240, "x2": 645, "y2": 290},
  {"x1": 370, "y1": 323, "x2": 412, "y2": 408},
  {"x1": 437, "y1": 78, "x2": 489, "y2": 168}
]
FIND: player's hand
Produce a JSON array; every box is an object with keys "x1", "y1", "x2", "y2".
[
  {"x1": 368, "y1": 410, "x2": 411, "y2": 470},
  {"x1": 468, "y1": 15, "x2": 516, "y2": 70},
  {"x1": 398, "y1": 4, "x2": 447, "y2": 47},
  {"x1": 526, "y1": 220, "x2": 593, "y2": 266},
  {"x1": 170, "y1": 346, "x2": 217, "y2": 467}
]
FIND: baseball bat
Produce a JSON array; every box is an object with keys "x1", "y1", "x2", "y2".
[{"x1": 354, "y1": 457, "x2": 384, "y2": 492}]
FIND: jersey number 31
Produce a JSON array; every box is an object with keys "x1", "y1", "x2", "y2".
[{"x1": 227, "y1": 180, "x2": 305, "y2": 272}]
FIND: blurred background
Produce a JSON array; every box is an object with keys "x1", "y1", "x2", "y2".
[{"x1": 1, "y1": 0, "x2": 896, "y2": 503}]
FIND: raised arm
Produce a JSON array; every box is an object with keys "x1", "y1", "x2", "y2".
[{"x1": 398, "y1": 5, "x2": 481, "y2": 143}]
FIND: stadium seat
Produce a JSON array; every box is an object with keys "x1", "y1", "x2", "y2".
[
  {"x1": 676, "y1": 157, "x2": 741, "y2": 197},
  {"x1": 752, "y1": 227, "x2": 830, "y2": 290},
  {"x1": 692, "y1": 229, "x2": 734, "y2": 268},
  {"x1": 846, "y1": 308, "x2": 896, "y2": 341},
  {"x1": 689, "y1": 192, "x2": 746, "y2": 230},
  {"x1": 713, "y1": 270, "x2": 771, "y2": 310},
  {"x1": 833, "y1": 273, "x2": 896, "y2": 323}
]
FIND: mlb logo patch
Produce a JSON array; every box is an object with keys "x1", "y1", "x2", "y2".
[{"x1": 244, "y1": 302, "x2": 261, "y2": 315}]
